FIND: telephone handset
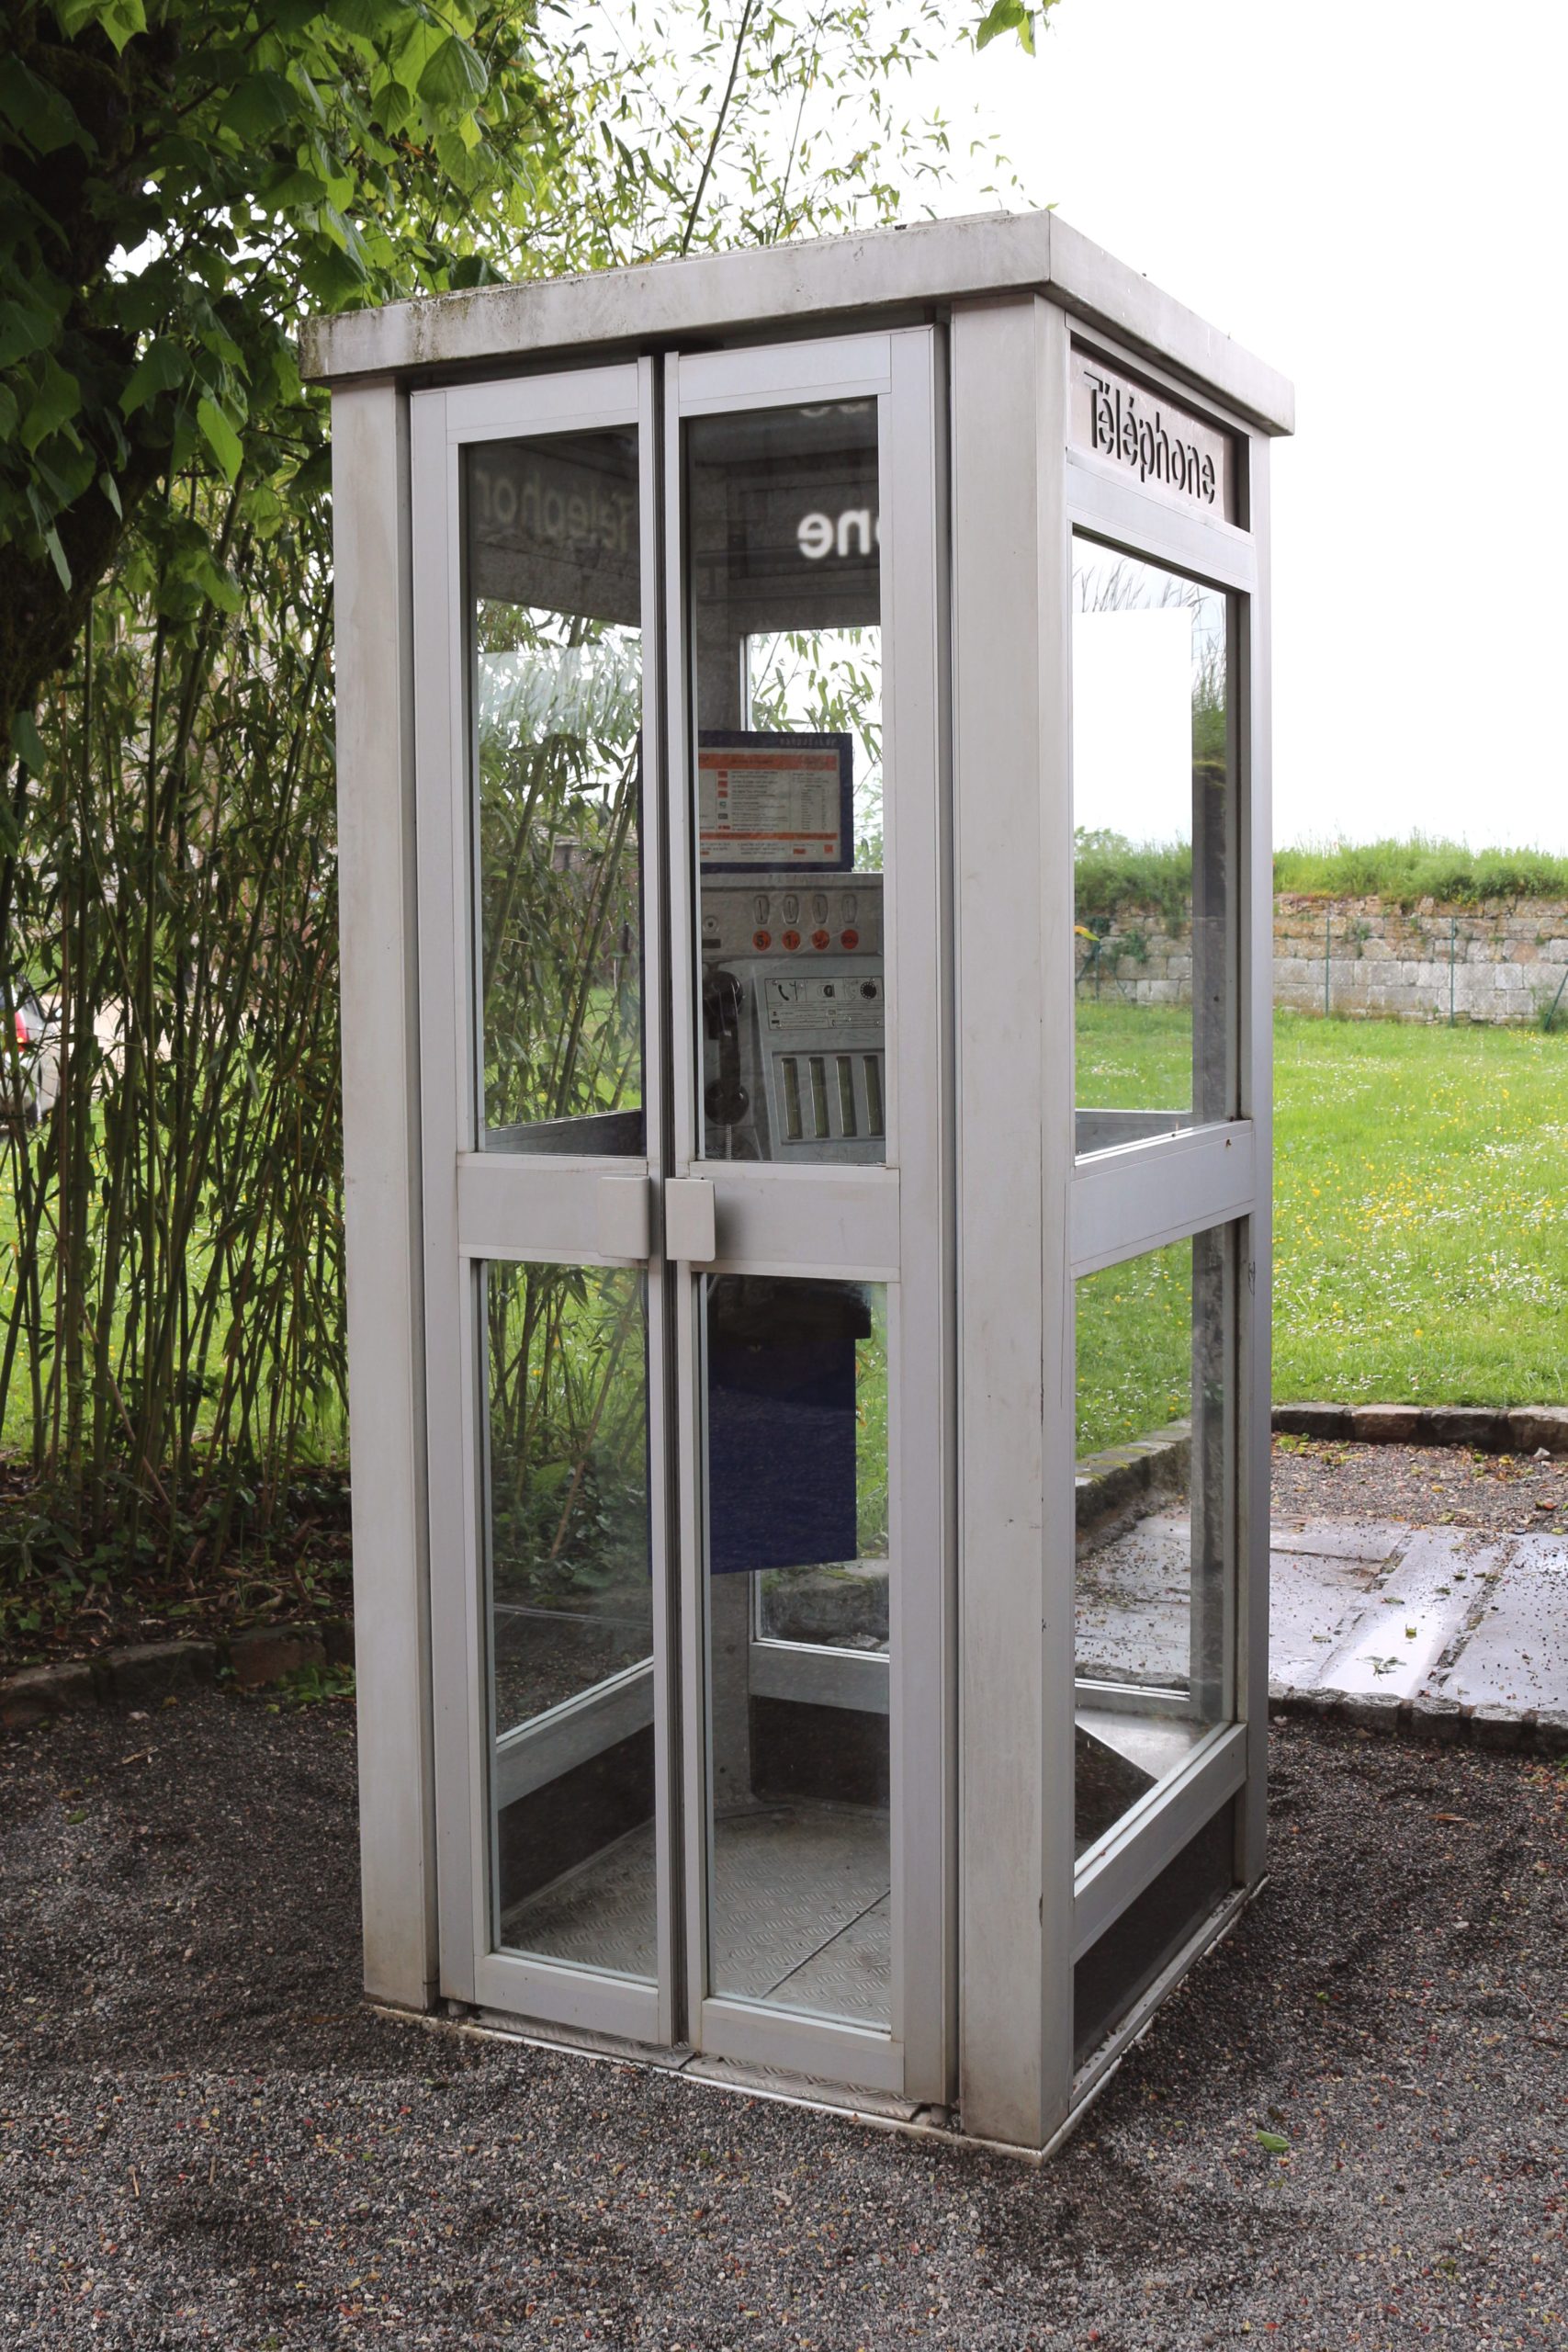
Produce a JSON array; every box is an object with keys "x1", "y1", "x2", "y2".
[{"x1": 702, "y1": 965, "x2": 750, "y2": 1133}]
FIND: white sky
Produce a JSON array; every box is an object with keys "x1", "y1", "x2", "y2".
[
  {"x1": 1074, "y1": 609, "x2": 1192, "y2": 843},
  {"x1": 912, "y1": 0, "x2": 1568, "y2": 851}
]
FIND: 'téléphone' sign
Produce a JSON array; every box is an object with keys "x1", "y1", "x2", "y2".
[{"x1": 1070, "y1": 350, "x2": 1239, "y2": 525}]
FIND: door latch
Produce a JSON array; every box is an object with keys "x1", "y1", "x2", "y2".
[
  {"x1": 663, "y1": 1176, "x2": 716, "y2": 1264},
  {"x1": 595, "y1": 1173, "x2": 651, "y2": 1261}
]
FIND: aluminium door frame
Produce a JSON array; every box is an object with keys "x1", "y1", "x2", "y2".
[
  {"x1": 410, "y1": 357, "x2": 680, "y2": 2049},
  {"x1": 662, "y1": 326, "x2": 954, "y2": 2104}
]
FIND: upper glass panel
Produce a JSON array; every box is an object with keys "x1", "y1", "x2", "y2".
[
  {"x1": 466, "y1": 430, "x2": 644, "y2": 1156},
  {"x1": 1072, "y1": 538, "x2": 1232, "y2": 1158},
  {"x1": 685, "y1": 404, "x2": 886, "y2": 1166}
]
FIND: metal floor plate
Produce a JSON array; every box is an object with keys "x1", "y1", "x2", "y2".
[{"x1": 501, "y1": 1800, "x2": 891, "y2": 2027}]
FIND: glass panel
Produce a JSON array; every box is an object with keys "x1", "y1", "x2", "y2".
[
  {"x1": 484, "y1": 1261, "x2": 655, "y2": 1979},
  {"x1": 1072, "y1": 539, "x2": 1231, "y2": 1157},
  {"x1": 686, "y1": 406, "x2": 886, "y2": 1166},
  {"x1": 703, "y1": 1275, "x2": 891, "y2": 2027},
  {"x1": 467, "y1": 431, "x2": 644, "y2": 1155},
  {"x1": 1074, "y1": 1229, "x2": 1232, "y2": 1857}
]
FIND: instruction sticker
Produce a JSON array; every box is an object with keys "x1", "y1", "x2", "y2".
[{"x1": 698, "y1": 731, "x2": 852, "y2": 872}]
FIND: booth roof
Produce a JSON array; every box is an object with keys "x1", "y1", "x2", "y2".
[{"x1": 299, "y1": 209, "x2": 1293, "y2": 437}]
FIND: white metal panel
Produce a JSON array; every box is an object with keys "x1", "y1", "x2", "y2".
[
  {"x1": 1065, "y1": 457, "x2": 1258, "y2": 591},
  {"x1": 1069, "y1": 1121, "x2": 1256, "y2": 1275},
  {"x1": 333, "y1": 379, "x2": 438, "y2": 2013},
  {"x1": 439, "y1": 365, "x2": 638, "y2": 443},
  {"x1": 706, "y1": 1163, "x2": 899, "y2": 1278},
  {"x1": 470, "y1": 1951, "x2": 663, "y2": 2046},
  {"x1": 456, "y1": 1154, "x2": 651, "y2": 1263},
  {"x1": 676, "y1": 334, "x2": 892, "y2": 413},
  {"x1": 696, "y1": 1998, "x2": 907, "y2": 2097}
]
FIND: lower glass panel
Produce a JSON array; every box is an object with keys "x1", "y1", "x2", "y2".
[
  {"x1": 1074, "y1": 1228, "x2": 1234, "y2": 1855},
  {"x1": 483, "y1": 1261, "x2": 655, "y2": 1979},
  {"x1": 703, "y1": 1274, "x2": 891, "y2": 2028}
]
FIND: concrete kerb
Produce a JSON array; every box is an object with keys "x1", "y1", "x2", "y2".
[
  {"x1": 0, "y1": 1619, "x2": 352, "y2": 1729},
  {"x1": 1273, "y1": 1402, "x2": 1568, "y2": 1453},
  {"x1": 1268, "y1": 1679, "x2": 1568, "y2": 1758},
  {"x1": 1077, "y1": 1419, "x2": 1192, "y2": 1545}
]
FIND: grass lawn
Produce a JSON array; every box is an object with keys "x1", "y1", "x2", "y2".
[{"x1": 1076, "y1": 1000, "x2": 1568, "y2": 1430}]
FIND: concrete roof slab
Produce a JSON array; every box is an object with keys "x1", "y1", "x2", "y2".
[{"x1": 300, "y1": 209, "x2": 1294, "y2": 435}]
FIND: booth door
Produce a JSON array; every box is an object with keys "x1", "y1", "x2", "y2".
[
  {"x1": 409, "y1": 335, "x2": 950, "y2": 2100},
  {"x1": 665, "y1": 334, "x2": 948, "y2": 2098},
  {"x1": 412, "y1": 361, "x2": 680, "y2": 2048}
]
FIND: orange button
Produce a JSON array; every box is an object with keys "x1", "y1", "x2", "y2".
[
  {"x1": 811, "y1": 928, "x2": 830, "y2": 950},
  {"x1": 752, "y1": 928, "x2": 772, "y2": 950},
  {"x1": 781, "y1": 929, "x2": 801, "y2": 951},
  {"x1": 840, "y1": 928, "x2": 860, "y2": 949}
]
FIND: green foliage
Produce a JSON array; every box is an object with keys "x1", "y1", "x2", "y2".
[
  {"x1": 0, "y1": 0, "x2": 983, "y2": 1594},
  {"x1": 749, "y1": 627, "x2": 885, "y2": 865},
  {"x1": 487, "y1": 1262, "x2": 649, "y2": 1614},
  {"x1": 1, "y1": 476, "x2": 346, "y2": 1567},
  {"x1": 1274, "y1": 835, "x2": 1568, "y2": 909},
  {"x1": 1075, "y1": 1001, "x2": 1568, "y2": 1412},
  {"x1": 0, "y1": 0, "x2": 563, "y2": 745},
  {"x1": 1074, "y1": 830, "x2": 1193, "y2": 925},
  {"x1": 1077, "y1": 1234, "x2": 1191, "y2": 1458},
  {"x1": 1075, "y1": 830, "x2": 1568, "y2": 926},
  {"x1": 975, "y1": 0, "x2": 1055, "y2": 51},
  {"x1": 277, "y1": 1658, "x2": 355, "y2": 1705},
  {"x1": 476, "y1": 597, "x2": 645, "y2": 1137}
]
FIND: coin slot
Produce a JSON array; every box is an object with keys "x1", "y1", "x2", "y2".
[
  {"x1": 864, "y1": 1056, "x2": 884, "y2": 1137},
  {"x1": 808, "y1": 1056, "x2": 829, "y2": 1138},
  {"x1": 836, "y1": 1057, "x2": 858, "y2": 1136}
]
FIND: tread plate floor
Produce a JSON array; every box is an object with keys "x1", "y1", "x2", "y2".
[{"x1": 500, "y1": 1800, "x2": 891, "y2": 2027}]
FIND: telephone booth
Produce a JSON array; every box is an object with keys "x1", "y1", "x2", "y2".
[{"x1": 306, "y1": 212, "x2": 1292, "y2": 2154}]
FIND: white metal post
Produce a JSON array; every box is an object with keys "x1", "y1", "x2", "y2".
[
  {"x1": 952, "y1": 296, "x2": 1076, "y2": 2150},
  {"x1": 331, "y1": 379, "x2": 438, "y2": 2010},
  {"x1": 1237, "y1": 434, "x2": 1274, "y2": 1888}
]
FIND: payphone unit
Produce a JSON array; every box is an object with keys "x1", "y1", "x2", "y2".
[{"x1": 696, "y1": 729, "x2": 885, "y2": 1166}]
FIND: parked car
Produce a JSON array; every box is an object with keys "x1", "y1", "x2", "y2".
[{"x1": 1, "y1": 991, "x2": 61, "y2": 1126}]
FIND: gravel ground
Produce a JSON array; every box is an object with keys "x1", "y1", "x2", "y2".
[
  {"x1": 1271, "y1": 1438, "x2": 1568, "y2": 1539},
  {"x1": 2, "y1": 1691, "x2": 1564, "y2": 2349}
]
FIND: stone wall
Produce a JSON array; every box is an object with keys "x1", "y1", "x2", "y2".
[{"x1": 1077, "y1": 896, "x2": 1568, "y2": 1025}]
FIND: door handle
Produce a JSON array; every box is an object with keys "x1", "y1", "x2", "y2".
[
  {"x1": 596, "y1": 1173, "x2": 651, "y2": 1261},
  {"x1": 663, "y1": 1176, "x2": 716, "y2": 1264}
]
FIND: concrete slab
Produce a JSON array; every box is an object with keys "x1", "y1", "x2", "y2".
[
  {"x1": 1076, "y1": 1511, "x2": 1192, "y2": 1685},
  {"x1": 1269, "y1": 1519, "x2": 1409, "y2": 1565},
  {"x1": 1437, "y1": 1534, "x2": 1568, "y2": 1713},
  {"x1": 1268, "y1": 1546, "x2": 1393, "y2": 1688},
  {"x1": 1081, "y1": 1508, "x2": 1568, "y2": 1737},
  {"x1": 1317, "y1": 1530, "x2": 1503, "y2": 1702}
]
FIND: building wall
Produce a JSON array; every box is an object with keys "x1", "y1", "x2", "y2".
[{"x1": 1076, "y1": 896, "x2": 1568, "y2": 1025}]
